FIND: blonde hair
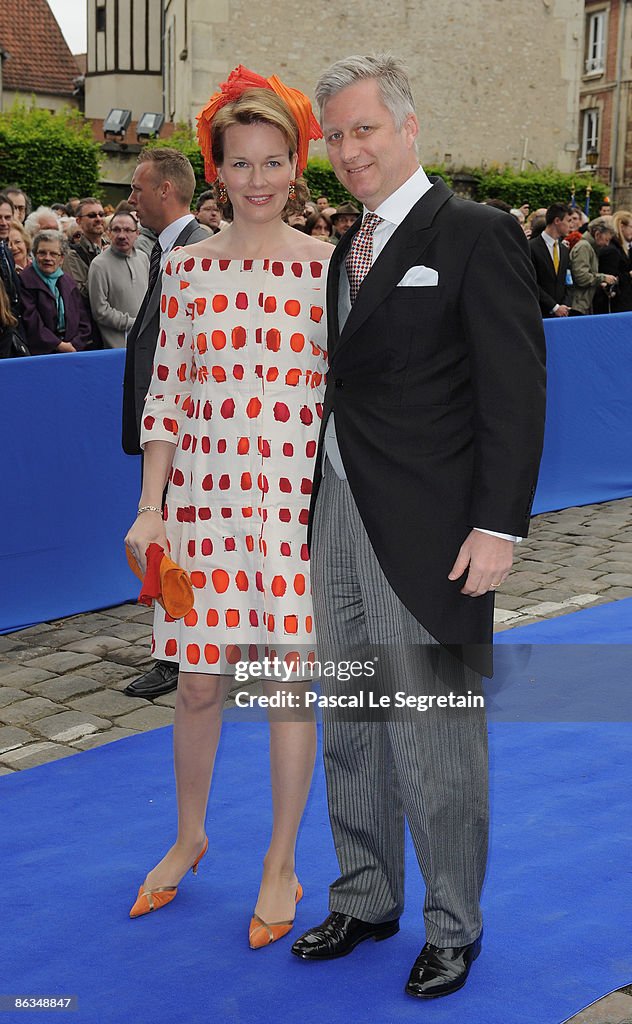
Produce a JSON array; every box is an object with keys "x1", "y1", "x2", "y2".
[
  {"x1": 9, "y1": 218, "x2": 30, "y2": 253},
  {"x1": 210, "y1": 89, "x2": 308, "y2": 214},
  {"x1": 136, "y1": 148, "x2": 196, "y2": 206},
  {"x1": 612, "y1": 210, "x2": 632, "y2": 251},
  {"x1": 211, "y1": 89, "x2": 299, "y2": 169}
]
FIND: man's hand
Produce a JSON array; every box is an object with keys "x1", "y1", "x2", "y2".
[
  {"x1": 554, "y1": 304, "x2": 570, "y2": 317},
  {"x1": 448, "y1": 530, "x2": 514, "y2": 597}
]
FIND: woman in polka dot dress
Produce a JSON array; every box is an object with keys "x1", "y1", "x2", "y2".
[{"x1": 124, "y1": 70, "x2": 332, "y2": 948}]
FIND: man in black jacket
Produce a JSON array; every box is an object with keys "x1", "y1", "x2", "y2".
[
  {"x1": 530, "y1": 203, "x2": 574, "y2": 317},
  {"x1": 291, "y1": 54, "x2": 546, "y2": 1000},
  {"x1": 122, "y1": 149, "x2": 208, "y2": 699}
]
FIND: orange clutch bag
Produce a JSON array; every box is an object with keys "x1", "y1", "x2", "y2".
[{"x1": 126, "y1": 542, "x2": 194, "y2": 619}]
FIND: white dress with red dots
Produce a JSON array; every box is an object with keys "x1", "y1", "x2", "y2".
[{"x1": 140, "y1": 253, "x2": 328, "y2": 674}]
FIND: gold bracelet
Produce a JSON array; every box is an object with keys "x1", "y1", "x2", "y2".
[{"x1": 137, "y1": 505, "x2": 162, "y2": 516}]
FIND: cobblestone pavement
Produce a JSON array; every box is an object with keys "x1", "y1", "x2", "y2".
[{"x1": 1, "y1": 497, "x2": 630, "y2": 773}]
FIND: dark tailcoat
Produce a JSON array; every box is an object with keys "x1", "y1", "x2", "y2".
[{"x1": 309, "y1": 180, "x2": 547, "y2": 670}]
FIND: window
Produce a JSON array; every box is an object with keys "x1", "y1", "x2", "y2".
[
  {"x1": 580, "y1": 109, "x2": 599, "y2": 167},
  {"x1": 585, "y1": 11, "x2": 605, "y2": 74},
  {"x1": 96, "y1": 3, "x2": 106, "y2": 33}
]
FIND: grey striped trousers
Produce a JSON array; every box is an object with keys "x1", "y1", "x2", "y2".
[{"x1": 311, "y1": 462, "x2": 488, "y2": 946}]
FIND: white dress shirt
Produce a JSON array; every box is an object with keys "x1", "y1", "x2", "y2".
[
  {"x1": 324, "y1": 166, "x2": 520, "y2": 542},
  {"x1": 158, "y1": 214, "x2": 197, "y2": 269}
]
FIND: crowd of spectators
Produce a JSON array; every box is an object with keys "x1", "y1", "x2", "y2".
[
  {"x1": 511, "y1": 197, "x2": 632, "y2": 317},
  {"x1": 1, "y1": 180, "x2": 630, "y2": 357}
]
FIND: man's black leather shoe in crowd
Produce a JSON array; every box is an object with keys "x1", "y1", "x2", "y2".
[
  {"x1": 291, "y1": 911, "x2": 400, "y2": 960},
  {"x1": 124, "y1": 660, "x2": 179, "y2": 699},
  {"x1": 405, "y1": 934, "x2": 482, "y2": 998}
]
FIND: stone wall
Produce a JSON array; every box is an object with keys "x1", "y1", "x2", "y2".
[{"x1": 170, "y1": 0, "x2": 583, "y2": 174}]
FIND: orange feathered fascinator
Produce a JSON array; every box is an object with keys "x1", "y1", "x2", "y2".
[
  {"x1": 126, "y1": 543, "x2": 195, "y2": 619},
  {"x1": 196, "y1": 64, "x2": 322, "y2": 184}
]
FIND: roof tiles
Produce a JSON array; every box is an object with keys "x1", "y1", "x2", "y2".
[{"x1": 1, "y1": 0, "x2": 80, "y2": 98}]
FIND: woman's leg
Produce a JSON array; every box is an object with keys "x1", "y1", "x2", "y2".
[
  {"x1": 142, "y1": 670, "x2": 232, "y2": 889},
  {"x1": 253, "y1": 681, "x2": 316, "y2": 922}
]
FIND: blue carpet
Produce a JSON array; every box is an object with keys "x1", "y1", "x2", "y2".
[
  {"x1": 489, "y1": 597, "x2": 632, "y2": 722},
  {"x1": 1, "y1": 603, "x2": 631, "y2": 1024},
  {"x1": 496, "y1": 595, "x2": 632, "y2": 644}
]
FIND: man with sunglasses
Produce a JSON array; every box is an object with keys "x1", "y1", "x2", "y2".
[{"x1": 62, "y1": 197, "x2": 107, "y2": 301}]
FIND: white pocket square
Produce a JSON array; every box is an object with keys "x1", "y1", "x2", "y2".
[{"x1": 397, "y1": 266, "x2": 439, "y2": 287}]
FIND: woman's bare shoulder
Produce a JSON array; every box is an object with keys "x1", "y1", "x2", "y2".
[
  {"x1": 174, "y1": 235, "x2": 228, "y2": 259},
  {"x1": 286, "y1": 235, "x2": 333, "y2": 261}
]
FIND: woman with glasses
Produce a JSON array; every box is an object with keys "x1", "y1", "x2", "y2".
[
  {"x1": 19, "y1": 230, "x2": 92, "y2": 354},
  {"x1": 65, "y1": 219, "x2": 83, "y2": 245}
]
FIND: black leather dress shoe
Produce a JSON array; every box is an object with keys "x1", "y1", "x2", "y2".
[
  {"x1": 405, "y1": 934, "x2": 482, "y2": 999},
  {"x1": 291, "y1": 911, "x2": 399, "y2": 960},
  {"x1": 124, "y1": 661, "x2": 179, "y2": 699}
]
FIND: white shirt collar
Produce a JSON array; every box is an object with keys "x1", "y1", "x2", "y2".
[
  {"x1": 541, "y1": 229, "x2": 558, "y2": 252},
  {"x1": 368, "y1": 165, "x2": 434, "y2": 226},
  {"x1": 158, "y1": 213, "x2": 196, "y2": 255}
]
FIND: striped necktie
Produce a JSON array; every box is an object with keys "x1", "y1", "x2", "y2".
[
  {"x1": 148, "y1": 240, "x2": 162, "y2": 294},
  {"x1": 345, "y1": 213, "x2": 383, "y2": 303}
]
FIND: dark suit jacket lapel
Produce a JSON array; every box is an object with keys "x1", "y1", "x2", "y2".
[
  {"x1": 557, "y1": 242, "x2": 568, "y2": 285},
  {"x1": 338, "y1": 179, "x2": 453, "y2": 351},
  {"x1": 327, "y1": 220, "x2": 360, "y2": 358},
  {"x1": 536, "y1": 233, "x2": 565, "y2": 287},
  {"x1": 136, "y1": 218, "x2": 201, "y2": 332}
]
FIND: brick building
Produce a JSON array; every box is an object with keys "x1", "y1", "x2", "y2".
[{"x1": 580, "y1": 0, "x2": 632, "y2": 206}]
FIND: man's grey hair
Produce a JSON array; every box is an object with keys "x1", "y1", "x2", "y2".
[
  {"x1": 588, "y1": 215, "x2": 615, "y2": 237},
  {"x1": 24, "y1": 207, "x2": 60, "y2": 237},
  {"x1": 32, "y1": 229, "x2": 68, "y2": 257},
  {"x1": 315, "y1": 53, "x2": 416, "y2": 130}
]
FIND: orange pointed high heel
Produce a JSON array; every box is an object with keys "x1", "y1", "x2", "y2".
[
  {"x1": 129, "y1": 836, "x2": 209, "y2": 919},
  {"x1": 248, "y1": 882, "x2": 303, "y2": 949}
]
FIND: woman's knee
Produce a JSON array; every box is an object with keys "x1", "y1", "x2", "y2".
[{"x1": 178, "y1": 672, "x2": 228, "y2": 713}]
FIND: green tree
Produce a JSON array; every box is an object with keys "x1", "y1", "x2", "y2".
[
  {"x1": 0, "y1": 101, "x2": 101, "y2": 206},
  {"x1": 474, "y1": 166, "x2": 608, "y2": 219}
]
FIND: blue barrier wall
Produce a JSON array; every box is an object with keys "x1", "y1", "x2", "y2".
[
  {"x1": 1, "y1": 350, "x2": 139, "y2": 632},
  {"x1": 533, "y1": 311, "x2": 632, "y2": 514},
  {"x1": 1, "y1": 314, "x2": 631, "y2": 632}
]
